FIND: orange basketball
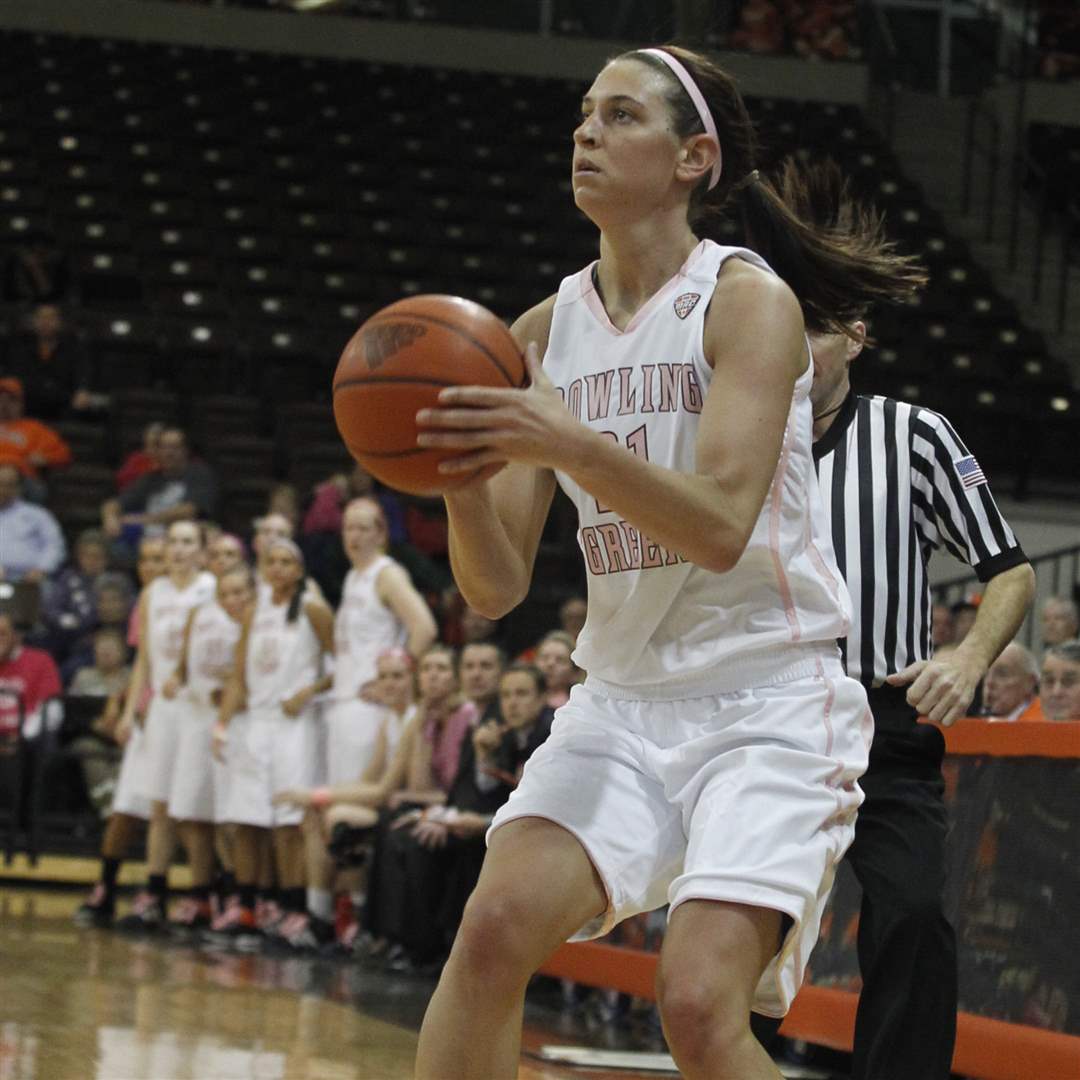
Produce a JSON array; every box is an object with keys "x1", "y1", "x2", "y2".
[{"x1": 332, "y1": 295, "x2": 527, "y2": 496}]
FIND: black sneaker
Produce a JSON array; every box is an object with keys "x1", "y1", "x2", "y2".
[
  {"x1": 73, "y1": 884, "x2": 114, "y2": 928},
  {"x1": 115, "y1": 891, "x2": 166, "y2": 933},
  {"x1": 280, "y1": 913, "x2": 336, "y2": 953}
]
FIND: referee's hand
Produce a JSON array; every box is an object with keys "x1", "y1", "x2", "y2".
[{"x1": 886, "y1": 654, "x2": 982, "y2": 727}]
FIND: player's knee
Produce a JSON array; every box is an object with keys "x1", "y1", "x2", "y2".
[
  {"x1": 656, "y1": 960, "x2": 751, "y2": 1067},
  {"x1": 450, "y1": 889, "x2": 542, "y2": 989}
]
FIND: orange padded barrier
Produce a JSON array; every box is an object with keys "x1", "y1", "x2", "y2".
[
  {"x1": 940, "y1": 717, "x2": 1080, "y2": 758},
  {"x1": 539, "y1": 942, "x2": 1080, "y2": 1079},
  {"x1": 537, "y1": 718, "x2": 1080, "y2": 1080}
]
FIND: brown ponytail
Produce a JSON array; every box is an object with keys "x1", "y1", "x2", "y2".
[{"x1": 624, "y1": 47, "x2": 928, "y2": 337}]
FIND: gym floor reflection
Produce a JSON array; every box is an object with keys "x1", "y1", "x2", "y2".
[{"x1": 0, "y1": 889, "x2": 419, "y2": 1080}]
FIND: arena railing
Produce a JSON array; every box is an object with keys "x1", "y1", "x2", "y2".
[{"x1": 538, "y1": 718, "x2": 1080, "y2": 1080}]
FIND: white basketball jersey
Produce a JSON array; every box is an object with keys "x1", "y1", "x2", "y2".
[
  {"x1": 245, "y1": 594, "x2": 323, "y2": 710},
  {"x1": 185, "y1": 601, "x2": 242, "y2": 708},
  {"x1": 333, "y1": 556, "x2": 408, "y2": 700},
  {"x1": 545, "y1": 240, "x2": 850, "y2": 699},
  {"x1": 145, "y1": 572, "x2": 217, "y2": 691}
]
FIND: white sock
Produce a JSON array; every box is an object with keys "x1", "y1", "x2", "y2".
[{"x1": 307, "y1": 888, "x2": 333, "y2": 921}]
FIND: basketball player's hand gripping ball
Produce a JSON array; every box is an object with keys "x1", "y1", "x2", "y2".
[{"x1": 416, "y1": 343, "x2": 580, "y2": 477}]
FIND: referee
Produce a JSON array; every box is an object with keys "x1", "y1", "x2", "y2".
[{"x1": 758, "y1": 161, "x2": 1036, "y2": 1080}]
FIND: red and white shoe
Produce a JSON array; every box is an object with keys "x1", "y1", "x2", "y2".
[
  {"x1": 116, "y1": 891, "x2": 165, "y2": 933},
  {"x1": 204, "y1": 902, "x2": 260, "y2": 950},
  {"x1": 170, "y1": 897, "x2": 212, "y2": 931}
]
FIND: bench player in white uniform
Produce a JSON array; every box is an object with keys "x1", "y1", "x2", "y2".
[
  {"x1": 73, "y1": 535, "x2": 167, "y2": 927},
  {"x1": 272, "y1": 644, "x2": 421, "y2": 950},
  {"x1": 161, "y1": 565, "x2": 254, "y2": 930},
  {"x1": 328, "y1": 496, "x2": 436, "y2": 785},
  {"x1": 117, "y1": 520, "x2": 215, "y2": 929},
  {"x1": 213, "y1": 538, "x2": 334, "y2": 942},
  {"x1": 405, "y1": 45, "x2": 934, "y2": 1079}
]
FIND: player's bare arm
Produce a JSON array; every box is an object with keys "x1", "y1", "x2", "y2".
[
  {"x1": 377, "y1": 563, "x2": 438, "y2": 657},
  {"x1": 435, "y1": 295, "x2": 558, "y2": 618}
]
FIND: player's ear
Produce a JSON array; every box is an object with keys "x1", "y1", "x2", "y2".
[
  {"x1": 846, "y1": 321, "x2": 867, "y2": 362},
  {"x1": 676, "y1": 133, "x2": 719, "y2": 187}
]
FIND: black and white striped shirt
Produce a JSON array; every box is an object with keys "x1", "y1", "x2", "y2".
[{"x1": 813, "y1": 392, "x2": 1027, "y2": 687}]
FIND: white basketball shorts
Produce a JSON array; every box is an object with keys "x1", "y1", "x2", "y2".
[
  {"x1": 138, "y1": 695, "x2": 185, "y2": 804},
  {"x1": 488, "y1": 657, "x2": 872, "y2": 1017},
  {"x1": 221, "y1": 705, "x2": 318, "y2": 828},
  {"x1": 324, "y1": 698, "x2": 386, "y2": 786},
  {"x1": 167, "y1": 698, "x2": 218, "y2": 823},
  {"x1": 111, "y1": 723, "x2": 151, "y2": 819}
]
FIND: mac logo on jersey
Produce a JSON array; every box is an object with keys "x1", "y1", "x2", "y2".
[{"x1": 673, "y1": 293, "x2": 701, "y2": 320}]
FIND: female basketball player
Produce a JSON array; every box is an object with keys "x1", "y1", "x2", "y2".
[
  {"x1": 207, "y1": 533, "x2": 246, "y2": 579},
  {"x1": 117, "y1": 520, "x2": 215, "y2": 929},
  {"x1": 162, "y1": 565, "x2": 254, "y2": 930},
  {"x1": 412, "y1": 46, "x2": 921, "y2": 1079},
  {"x1": 327, "y1": 496, "x2": 436, "y2": 788},
  {"x1": 74, "y1": 535, "x2": 166, "y2": 927},
  {"x1": 268, "y1": 644, "x2": 420, "y2": 949},
  {"x1": 212, "y1": 539, "x2": 334, "y2": 940}
]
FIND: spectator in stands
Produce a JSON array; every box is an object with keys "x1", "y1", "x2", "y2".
[
  {"x1": 460, "y1": 604, "x2": 501, "y2": 647},
  {"x1": 303, "y1": 463, "x2": 406, "y2": 546},
  {"x1": 1040, "y1": 596, "x2": 1079, "y2": 649},
  {"x1": 268, "y1": 483, "x2": 301, "y2": 530},
  {"x1": 950, "y1": 599, "x2": 979, "y2": 643},
  {"x1": 1040, "y1": 641, "x2": 1080, "y2": 722},
  {"x1": 115, "y1": 422, "x2": 163, "y2": 493},
  {"x1": 931, "y1": 602, "x2": 954, "y2": 649},
  {"x1": 0, "y1": 464, "x2": 66, "y2": 583},
  {"x1": 983, "y1": 642, "x2": 1043, "y2": 722},
  {"x1": 459, "y1": 641, "x2": 505, "y2": 723},
  {"x1": 0, "y1": 378, "x2": 73, "y2": 495},
  {"x1": 0, "y1": 608, "x2": 62, "y2": 735},
  {"x1": 368, "y1": 663, "x2": 553, "y2": 973},
  {"x1": 41, "y1": 528, "x2": 110, "y2": 659},
  {"x1": 69, "y1": 628, "x2": 131, "y2": 698},
  {"x1": 4, "y1": 304, "x2": 97, "y2": 419},
  {"x1": 2, "y1": 231, "x2": 70, "y2": 306},
  {"x1": 535, "y1": 630, "x2": 579, "y2": 710},
  {"x1": 559, "y1": 595, "x2": 588, "y2": 644},
  {"x1": 101, "y1": 427, "x2": 218, "y2": 542},
  {"x1": 59, "y1": 574, "x2": 135, "y2": 685},
  {"x1": 730, "y1": 0, "x2": 786, "y2": 54}
]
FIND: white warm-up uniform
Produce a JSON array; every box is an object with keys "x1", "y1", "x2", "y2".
[
  {"x1": 167, "y1": 601, "x2": 242, "y2": 823},
  {"x1": 325, "y1": 556, "x2": 408, "y2": 785},
  {"x1": 112, "y1": 725, "x2": 151, "y2": 819},
  {"x1": 138, "y1": 572, "x2": 217, "y2": 803},
  {"x1": 223, "y1": 593, "x2": 324, "y2": 828},
  {"x1": 489, "y1": 241, "x2": 872, "y2": 1017}
]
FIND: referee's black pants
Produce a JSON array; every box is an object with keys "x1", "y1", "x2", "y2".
[{"x1": 846, "y1": 718, "x2": 957, "y2": 1080}]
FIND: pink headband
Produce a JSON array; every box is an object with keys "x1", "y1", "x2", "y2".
[
  {"x1": 266, "y1": 537, "x2": 304, "y2": 564},
  {"x1": 377, "y1": 646, "x2": 414, "y2": 669},
  {"x1": 640, "y1": 48, "x2": 722, "y2": 190}
]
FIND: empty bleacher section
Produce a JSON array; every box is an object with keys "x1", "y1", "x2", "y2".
[{"x1": 2, "y1": 25, "x2": 1075, "y2": 523}]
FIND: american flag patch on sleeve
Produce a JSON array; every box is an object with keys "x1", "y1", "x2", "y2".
[{"x1": 954, "y1": 455, "x2": 986, "y2": 489}]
